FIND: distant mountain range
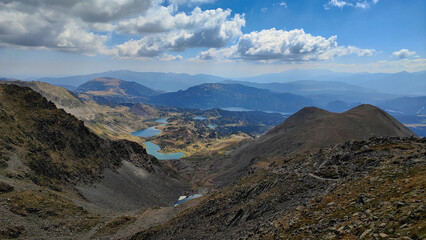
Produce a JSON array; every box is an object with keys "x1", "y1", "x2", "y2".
[
  {"x1": 236, "y1": 69, "x2": 426, "y2": 96},
  {"x1": 336, "y1": 71, "x2": 426, "y2": 96},
  {"x1": 22, "y1": 69, "x2": 424, "y2": 95},
  {"x1": 234, "y1": 69, "x2": 355, "y2": 83},
  {"x1": 149, "y1": 83, "x2": 313, "y2": 113},
  {"x1": 322, "y1": 96, "x2": 426, "y2": 116},
  {"x1": 223, "y1": 80, "x2": 396, "y2": 105},
  {"x1": 35, "y1": 70, "x2": 226, "y2": 92}
]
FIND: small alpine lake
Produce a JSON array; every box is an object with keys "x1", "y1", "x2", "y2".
[
  {"x1": 144, "y1": 141, "x2": 185, "y2": 160},
  {"x1": 131, "y1": 118, "x2": 185, "y2": 160}
]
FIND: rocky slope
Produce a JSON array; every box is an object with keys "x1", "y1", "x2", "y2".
[
  {"x1": 133, "y1": 137, "x2": 425, "y2": 239},
  {"x1": 0, "y1": 84, "x2": 188, "y2": 238},
  {"x1": 215, "y1": 104, "x2": 416, "y2": 186}
]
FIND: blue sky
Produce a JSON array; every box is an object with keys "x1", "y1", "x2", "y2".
[{"x1": 0, "y1": 0, "x2": 425, "y2": 78}]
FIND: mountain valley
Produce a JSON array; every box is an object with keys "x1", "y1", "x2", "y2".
[
  {"x1": 0, "y1": 71, "x2": 424, "y2": 239},
  {"x1": 2, "y1": 1, "x2": 425, "y2": 239}
]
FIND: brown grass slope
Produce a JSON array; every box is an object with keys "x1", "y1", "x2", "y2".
[{"x1": 216, "y1": 104, "x2": 417, "y2": 186}]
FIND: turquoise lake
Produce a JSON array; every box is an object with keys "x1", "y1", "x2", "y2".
[
  {"x1": 144, "y1": 141, "x2": 185, "y2": 160},
  {"x1": 131, "y1": 118, "x2": 167, "y2": 138},
  {"x1": 131, "y1": 118, "x2": 185, "y2": 160}
]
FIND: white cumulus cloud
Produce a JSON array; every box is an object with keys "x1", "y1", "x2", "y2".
[
  {"x1": 392, "y1": 49, "x2": 417, "y2": 59},
  {"x1": 114, "y1": 8, "x2": 245, "y2": 57},
  {"x1": 197, "y1": 28, "x2": 375, "y2": 62}
]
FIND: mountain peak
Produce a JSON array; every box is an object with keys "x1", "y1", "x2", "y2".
[
  {"x1": 218, "y1": 104, "x2": 416, "y2": 186},
  {"x1": 293, "y1": 106, "x2": 330, "y2": 116},
  {"x1": 345, "y1": 103, "x2": 381, "y2": 112}
]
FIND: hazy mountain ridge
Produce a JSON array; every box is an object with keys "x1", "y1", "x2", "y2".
[
  {"x1": 35, "y1": 70, "x2": 227, "y2": 92},
  {"x1": 25, "y1": 69, "x2": 426, "y2": 95},
  {"x1": 224, "y1": 79, "x2": 397, "y2": 106},
  {"x1": 76, "y1": 77, "x2": 162, "y2": 105},
  {"x1": 234, "y1": 69, "x2": 426, "y2": 96},
  {"x1": 338, "y1": 71, "x2": 426, "y2": 96},
  {"x1": 149, "y1": 83, "x2": 313, "y2": 113},
  {"x1": 379, "y1": 96, "x2": 426, "y2": 115}
]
